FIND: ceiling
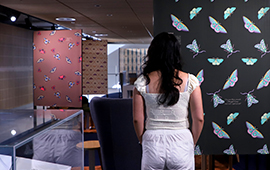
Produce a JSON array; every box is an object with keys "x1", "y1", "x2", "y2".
[{"x1": 0, "y1": 0, "x2": 153, "y2": 44}]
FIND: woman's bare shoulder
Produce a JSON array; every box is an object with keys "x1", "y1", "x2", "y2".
[{"x1": 178, "y1": 71, "x2": 188, "y2": 80}]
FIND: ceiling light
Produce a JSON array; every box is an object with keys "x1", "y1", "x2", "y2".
[
  {"x1": 11, "y1": 130, "x2": 16, "y2": 135},
  {"x1": 82, "y1": 33, "x2": 101, "y2": 41},
  {"x1": 56, "y1": 17, "x2": 76, "y2": 22},
  {"x1": 94, "y1": 4, "x2": 101, "y2": 8},
  {"x1": 94, "y1": 33, "x2": 108, "y2": 37},
  {"x1": 106, "y1": 14, "x2": 113, "y2": 17},
  {"x1": 10, "y1": 16, "x2": 16, "y2": 22},
  {"x1": 56, "y1": 26, "x2": 66, "y2": 30}
]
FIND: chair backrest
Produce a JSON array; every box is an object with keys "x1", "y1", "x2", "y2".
[{"x1": 90, "y1": 97, "x2": 142, "y2": 170}]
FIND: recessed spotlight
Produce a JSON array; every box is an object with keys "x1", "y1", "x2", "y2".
[
  {"x1": 56, "y1": 17, "x2": 76, "y2": 22},
  {"x1": 11, "y1": 130, "x2": 16, "y2": 135},
  {"x1": 94, "y1": 4, "x2": 101, "y2": 8},
  {"x1": 106, "y1": 14, "x2": 113, "y2": 17},
  {"x1": 92, "y1": 30, "x2": 96, "y2": 33},
  {"x1": 10, "y1": 16, "x2": 16, "y2": 22}
]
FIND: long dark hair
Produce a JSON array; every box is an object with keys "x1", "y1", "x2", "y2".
[{"x1": 142, "y1": 32, "x2": 183, "y2": 106}]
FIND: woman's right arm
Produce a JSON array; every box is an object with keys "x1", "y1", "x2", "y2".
[
  {"x1": 133, "y1": 87, "x2": 145, "y2": 143},
  {"x1": 189, "y1": 86, "x2": 204, "y2": 145}
]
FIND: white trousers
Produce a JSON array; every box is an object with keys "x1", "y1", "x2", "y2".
[{"x1": 141, "y1": 129, "x2": 194, "y2": 170}]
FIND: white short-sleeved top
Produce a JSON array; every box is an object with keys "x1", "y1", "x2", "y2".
[{"x1": 134, "y1": 73, "x2": 199, "y2": 130}]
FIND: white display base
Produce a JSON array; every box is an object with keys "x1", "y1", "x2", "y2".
[{"x1": 0, "y1": 154, "x2": 71, "y2": 170}]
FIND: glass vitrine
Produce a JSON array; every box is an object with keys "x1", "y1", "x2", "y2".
[{"x1": 0, "y1": 109, "x2": 84, "y2": 170}]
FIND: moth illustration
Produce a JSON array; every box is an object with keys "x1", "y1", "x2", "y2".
[
  {"x1": 50, "y1": 30, "x2": 56, "y2": 35},
  {"x1": 240, "y1": 89, "x2": 259, "y2": 107},
  {"x1": 66, "y1": 95, "x2": 72, "y2": 103},
  {"x1": 246, "y1": 121, "x2": 264, "y2": 138},
  {"x1": 257, "y1": 69, "x2": 270, "y2": 90},
  {"x1": 186, "y1": 39, "x2": 206, "y2": 58},
  {"x1": 54, "y1": 53, "x2": 60, "y2": 60},
  {"x1": 243, "y1": 16, "x2": 261, "y2": 33},
  {"x1": 261, "y1": 112, "x2": 270, "y2": 125},
  {"x1": 68, "y1": 81, "x2": 75, "y2": 88},
  {"x1": 196, "y1": 69, "x2": 204, "y2": 85},
  {"x1": 58, "y1": 37, "x2": 66, "y2": 42},
  {"x1": 194, "y1": 145, "x2": 202, "y2": 155},
  {"x1": 227, "y1": 112, "x2": 239, "y2": 125},
  {"x1": 37, "y1": 58, "x2": 44, "y2": 63},
  {"x1": 39, "y1": 86, "x2": 46, "y2": 91},
  {"x1": 75, "y1": 32, "x2": 81, "y2": 37},
  {"x1": 44, "y1": 75, "x2": 50, "y2": 82},
  {"x1": 75, "y1": 71, "x2": 82, "y2": 76},
  {"x1": 212, "y1": 122, "x2": 230, "y2": 139},
  {"x1": 223, "y1": 144, "x2": 236, "y2": 155},
  {"x1": 241, "y1": 58, "x2": 257, "y2": 65},
  {"x1": 209, "y1": 16, "x2": 227, "y2": 33},
  {"x1": 190, "y1": 7, "x2": 202, "y2": 20},
  {"x1": 224, "y1": 7, "x2": 236, "y2": 20},
  {"x1": 208, "y1": 58, "x2": 224, "y2": 65},
  {"x1": 68, "y1": 43, "x2": 75, "y2": 50},
  {"x1": 223, "y1": 69, "x2": 238, "y2": 90},
  {"x1": 50, "y1": 67, "x2": 57, "y2": 73},
  {"x1": 58, "y1": 75, "x2": 66, "y2": 80},
  {"x1": 51, "y1": 86, "x2": 56, "y2": 90},
  {"x1": 254, "y1": 39, "x2": 270, "y2": 58},
  {"x1": 39, "y1": 49, "x2": 45, "y2": 54},
  {"x1": 220, "y1": 39, "x2": 240, "y2": 58},
  {"x1": 171, "y1": 14, "x2": 189, "y2": 32},
  {"x1": 207, "y1": 89, "x2": 225, "y2": 108},
  {"x1": 258, "y1": 7, "x2": 269, "y2": 19},
  {"x1": 66, "y1": 57, "x2": 72, "y2": 64},
  {"x1": 257, "y1": 144, "x2": 269, "y2": 154},
  {"x1": 37, "y1": 95, "x2": 44, "y2": 100},
  {"x1": 44, "y1": 38, "x2": 50, "y2": 44},
  {"x1": 54, "y1": 92, "x2": 61, "y2": 98}
]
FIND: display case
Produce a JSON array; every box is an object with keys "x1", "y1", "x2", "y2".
[{"x1": 0, "y1": 109, "x2": 84, "y2": 170}]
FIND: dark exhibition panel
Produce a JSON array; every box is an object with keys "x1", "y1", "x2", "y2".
[{"x1": 154, "y1": 0, "x2": 270, "y2": 155}]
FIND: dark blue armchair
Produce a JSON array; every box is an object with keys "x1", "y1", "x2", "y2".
[{"x1": 89, "y1": 97, "x2": 142, "y2": 170}]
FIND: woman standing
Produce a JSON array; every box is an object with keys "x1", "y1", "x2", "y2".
[{"x1": 133, "y1": 32, "x2": 204, "y2": 170}]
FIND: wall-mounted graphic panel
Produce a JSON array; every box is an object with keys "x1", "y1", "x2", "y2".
[
  {"x1": 82, "y1": 40, "x2": 107, "y2": 95},
  {"x1": 33, "y1": 30, "x2": 82, "y2": 107},
  {"x1": 154, "y1": 0, "x2": 270, "y2": 155}
]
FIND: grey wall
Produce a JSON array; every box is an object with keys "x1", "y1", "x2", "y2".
[{"x1": 0, "y1": 23, "x2": 33, "y2": 109}]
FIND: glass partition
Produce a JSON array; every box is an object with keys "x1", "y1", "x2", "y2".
[{"x1": 0, "y1": 109, "x2": 84, "y2": 170}]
